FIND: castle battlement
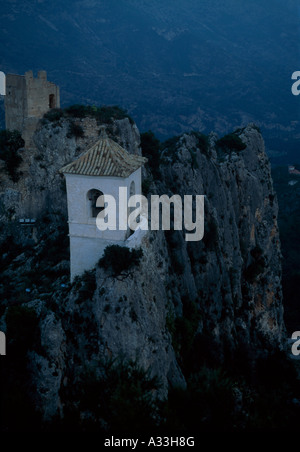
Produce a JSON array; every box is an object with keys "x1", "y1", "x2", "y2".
[{"x1": 5, "y1": 70, "x2": 60, "y2": 147}]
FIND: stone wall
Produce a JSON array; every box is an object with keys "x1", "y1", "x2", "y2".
[
  {"x1": 25, "y1": 70, "x2": 60, "y2": 119},
  {"x1": 4, "y1": 74, "x2": 26, "y2": 131},
  {"x1": 5, "y1": 70, "x2": 60, "y2": 148}
]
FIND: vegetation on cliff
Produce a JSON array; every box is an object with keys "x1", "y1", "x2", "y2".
[
  {"x1": 0, "y1": 130, "x2": 24, "y2": 181},
  {"x1": 0, "y1": 117, "x2": 299, "y2": 433},
  {"x1": 43, "y1": 104, "x2": 134, "y2": 125}
]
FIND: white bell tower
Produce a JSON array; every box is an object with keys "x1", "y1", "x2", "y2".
[{"x1": 60, "y1": 130, "x2": 147, "y2": 281}]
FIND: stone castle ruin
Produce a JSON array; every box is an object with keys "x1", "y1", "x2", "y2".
[{"x1": 5, "y1": 70, "x2": 60, "y2": 147}]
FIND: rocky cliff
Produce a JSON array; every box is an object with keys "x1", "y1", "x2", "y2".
[{"x1": 0, "y1": 115, "x2": 287, "y2": 429}]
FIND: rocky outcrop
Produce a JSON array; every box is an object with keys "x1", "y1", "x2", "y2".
[
  {"x1": 155, "y1": 124, "x2": 284, "y2": 361},
  {"x1": 0, "y1": 118, "x2": 285, "y2": 421}
]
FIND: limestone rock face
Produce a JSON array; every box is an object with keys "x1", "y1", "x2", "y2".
[
  {"x1": 0, "y1": 118, "x2": 284, "y2": 420},
  {"x1": 155, "y1": 124, "x2": 284, "y2": 359},
  {"x1": 28, "y1": 311, "x2": 66, "y2": 420}
]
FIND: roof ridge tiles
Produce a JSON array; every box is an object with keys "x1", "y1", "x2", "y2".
[{"x1": 60, "y1": 134, "x2": 147, "y2": 178}]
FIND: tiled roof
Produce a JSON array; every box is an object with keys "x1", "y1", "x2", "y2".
[{"x1": 60, "y1": 133, "x2": 147, "y2": 178}]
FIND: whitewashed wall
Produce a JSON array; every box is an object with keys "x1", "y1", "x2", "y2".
[{"x1": 64, "y1": 167, "x2": 143, "y2": 280}]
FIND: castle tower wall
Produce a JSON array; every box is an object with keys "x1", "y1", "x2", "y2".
[
  {"x1": 5, "y1": 74, "x2": 27, "y2": 131},
  {"x1": 5, "y1": 70, "x2": 60, "y2": 147},
  {"x1": 25, "y1": 70, "x2": 60, "y2": 119}
]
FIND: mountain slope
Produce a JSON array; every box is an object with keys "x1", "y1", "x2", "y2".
[{"x1": 1, "y1": 0, "x2": 299, "y2": 158}]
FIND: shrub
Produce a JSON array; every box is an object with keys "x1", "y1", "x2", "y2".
[
  {"x1": 140, "y1": 131, "x2": 161, "y2": 172},
  {"x1": 161, "y1": 135, "x2": 182, "y2": 163},
  {"x1": 244, "y1": 246, "x2": 265, "y2": 283},
  {"x1": 34, "y1": 154, "x2": 44, "y2": 161},
  {"x1": 190, "y1": 131, "x2": 210, "y2": 156},
  {"x1": 67, "y1": 121, "x2": 84, "y2": 138},
  {"x1": 98, "y1": 245, "x2": 143, "y2": 276},
  {"x1": 250, "y1": 245, "x2": 263, "y2": 260},
  {"x1": 43, "y1": 108, "x2": 64, "y2": 122},
  {"x1": 58, "y1": 360, "x2": 160, "y2": 432},
  {"x1": 0, "y1": 235, "x2": 25, "y2": 271},
  {"x1": 252, "y1": 124, "x2": 261, "y2": 133},
  {"x1": 234, "y1": 127, "x2": 246, "y2": 135},
  {"x1": 0, "y1": 129, "x2": 24, "y2": 181},
  {"x1": 35, "y1": 229, "x2": 69, "y2": 265},
  {"x1": 93, "y1": 105, "x2": 134, "y2": 124},
  {"x1": 129, "y1": 307, "x2": 138, "y2": 322},
  {"x1": 216, "y1": 133, "x2": 246, "y2": 153},
  {"x1": 76, "y1": 270, "x2": 96, "y2": 302},
  {"x1": 244, "y1": 259, "x2": 265, "y2": 282},
  {"x1": 64, "y1": 104, "x2": 87, "y2": 118},
  {"x1": 64, "y1": 104, "x2": 133, "y2": 124}
]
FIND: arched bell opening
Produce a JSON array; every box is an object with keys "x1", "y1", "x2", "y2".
[{"x1": 87, "y1": 189, "x2": 104, "y2": 218}]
